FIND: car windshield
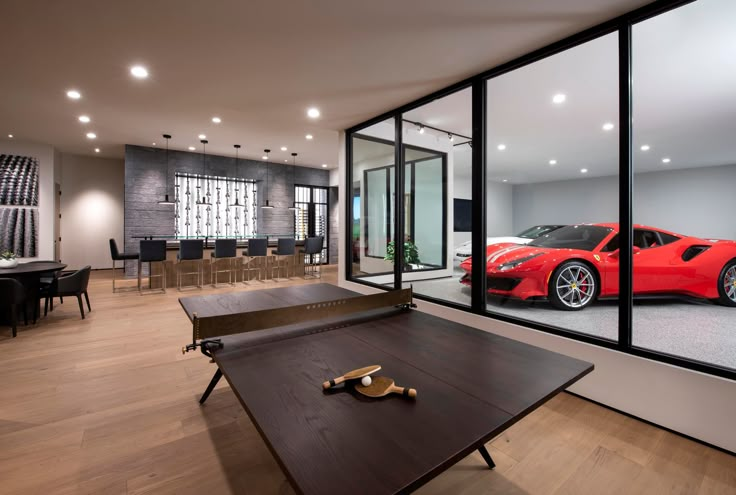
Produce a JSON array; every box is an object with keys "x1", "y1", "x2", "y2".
[
  {"x1": 528, "y1": 225, "x2": 613, "y2": 251},
  {"x1": 516, "y1": 225, "x2": 564, "y2": 239}
]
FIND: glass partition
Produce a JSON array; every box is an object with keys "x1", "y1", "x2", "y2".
[
  {"x1": 349, "y1": 118, "x2": 396, "y2": 286},
  {"x1": 632, "y1": 0, "x2": 736, "y2": 370},
  {"x1": 483, "y1": 33, "x2": 619, "y2": 338}
]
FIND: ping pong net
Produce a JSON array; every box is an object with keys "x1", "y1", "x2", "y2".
[{"x1": 182, "y1": 287, "x2": 415, "y2": 356}]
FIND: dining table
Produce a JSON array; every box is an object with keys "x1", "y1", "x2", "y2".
[{"x1": 0, "y1": 261, "x2": 67, "y2": 324}]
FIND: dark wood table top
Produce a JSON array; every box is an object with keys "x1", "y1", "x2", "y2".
[
  {"x1": 183, "y1": 284, "x2": 593, "y2": 495},
  {"x1": 0, "y1": 261, "x2": 67, "y2": 276}
]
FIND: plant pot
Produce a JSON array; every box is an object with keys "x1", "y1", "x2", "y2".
[{"x1": 0, "y1": 258, "x2": 18, "y2": 268}]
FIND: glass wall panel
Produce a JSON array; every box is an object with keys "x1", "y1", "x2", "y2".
[
  {"x1": 399, "y1": 88, "x2": 471, "y2": 307},
  {"x1": 482, "y1": 34, "x2": 619, "y2": 338},
  {"x1": 349, "y1": 118, "x2": 396, "y2": 286},
  {"x1": 632, "y1": 0, "x2": 736, "y2": 370}
]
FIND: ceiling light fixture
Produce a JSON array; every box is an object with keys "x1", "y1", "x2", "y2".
[
  {"x1": 281, "y1": 146, "x2": 288, "y2": 151},
  {"x1": 305, "y1": 134, "x2": 313, "y2": 140},
  {"x1": 322, "y1": 164, "x2": 328, "y2": 168},
  {"x1": 262, "y1": 149, "x2": 274, "y2": 209},
  {"x1": 196, "y1": 139, "x2": 211, "y2": 206},
  {"x1": 94, "y1": 148, "x2": 100, "y2": 153},
  {"x1": 198, "y1": 134, "x2": 206, "y2": 140},
  {"x1": 640, "y1": 145, "x2": 650, "y2": 151},
  {"x1": 549, "y1": 159, "x2": 557, "y2": 165},
  {"x1": 580, "y1": 168, "x2": 588, "y2": 173},
  {"x1": 552, "y1": 93, "x2": 566, "y2": 104},
  {"x1": 497, "y1": 144, "x2": 506, "y2": 151},
  {"x1": 8, "y1": 134, "x2": 13, "y2": 139},
  {"x1": 418, "y1": 125, "x2": 425, "y2": 134},
  {"x1": 448, "y1": 133, "x2": 454, "y2": 142},
  {"x1": 231, "y1": 144, "x2": 244, "y2": 208},
  {"x1": 212, "y1": 117, "x2": 221, "y2": 124},
  {"x1": 307, "y1": 108, "x2": 320, "y2": 119},
  {"x1": 502, "y1": 179, "x2": 508, "y2": 183},
  {"x1": 288, "y1": 153, "x2": 299, "y2": 211},
  {"x1": 602, "y1": 122, "x2": 615, "y2": 131},
  {"x1": 158, "y1": 134, "x2": 175, "y2": 205},
  {"x1": 130, "y1": 65, "x2": 149, "y2": 79},
  {"x1": 86, "y1": 132, "x2": 96, "y2": 139},
  {"x1": 662, "y1": 157, "x2": 671, "y2": 164},
  {"x1": 188, "y1": 146, "x2": 196, "y2": 151},
  {"x1": 66, "y1": 90, "x2": 81, "y2": 99},
  {"x1": 78, "y1": 115, "x2": 90, "y2": 123}
]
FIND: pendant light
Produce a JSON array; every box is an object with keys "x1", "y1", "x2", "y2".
[
  {"x1": 288, "y1": 152, "x2": 299, "y2": 211},
  {"x1": 157, "y1": 134, "x2": 175, "y2": 205},
  {"x1": 197, "y1": 139, "x2": 211, "y2": 206},
  {"x1": 230, "y1": 144, "x2": 243, "y2": 208},
  {"x1": 261, "y1": 148, "x2": 274, "y2": 209}
]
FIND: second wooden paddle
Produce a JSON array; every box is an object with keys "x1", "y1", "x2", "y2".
[
  {"x1": 355, "y1": 376, "x2": 417, "y2": 398},
  {"x1": 322, "y1": 365, "x2": 381, "y2": 389}
]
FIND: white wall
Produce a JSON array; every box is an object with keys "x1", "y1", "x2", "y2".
[
  {"x1": 0, "y1": 140, "x2": 57, "y2": 261},
  {"x1": 513, "y1": 163, "x2": 736, "y2": 239},
  {"x1": 60, "y1": 153, "x2": 125, "y2": 270}
]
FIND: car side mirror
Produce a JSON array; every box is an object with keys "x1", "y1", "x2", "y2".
[
  {"x1": 633, "y1": 246, "x2": 641, "y2": 254},
  {"x1": 608, "y1": 249, "x2": 620, "y2": 259}
]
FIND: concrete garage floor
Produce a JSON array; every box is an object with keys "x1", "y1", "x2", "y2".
[{"x1": 407, "y1": 270, "x2": 736, "y2": 370}]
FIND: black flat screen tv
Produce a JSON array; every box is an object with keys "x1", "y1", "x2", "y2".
[{"x1": 453, "y1": 199, "x2": 472, "y2": 232}]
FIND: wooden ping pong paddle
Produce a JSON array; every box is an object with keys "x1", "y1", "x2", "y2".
[
  {"x1": 322, "y1": 365, "x2": 381, "y2": 389},
  {"x1": 355, "y1": 376, "x2": 417, "y2": 399}
]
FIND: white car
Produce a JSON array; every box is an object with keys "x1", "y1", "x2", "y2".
[{"x1": 453, "y1": 225, "x2": 565, "y2": 263}]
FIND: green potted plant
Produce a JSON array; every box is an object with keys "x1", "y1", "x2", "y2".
[
  {"x1": 384, "y1": 239, "x2": 421, "y2": 269},
  {"x1": 0, "y1": 251, "x2": 19, "y2": 269}
]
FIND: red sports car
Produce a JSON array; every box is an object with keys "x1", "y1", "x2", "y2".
[{"x1": 459, "y1": 223, "x2": 736, "y2": 311}]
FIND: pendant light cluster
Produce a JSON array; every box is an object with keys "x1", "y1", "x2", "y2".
[
  {"x1": 157, "y1": 133, "x2": 175, "y2": 205},
  {"x1": 261, "y1": 149, "x2": 274, "y2": 209}
]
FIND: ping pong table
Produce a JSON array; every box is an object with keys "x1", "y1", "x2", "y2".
[{"x1": 180, "y1": 283, "x2": 593, "y2": 494}]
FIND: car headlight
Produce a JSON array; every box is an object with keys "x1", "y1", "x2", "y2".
[{"x1": 495, "y1": 253, "x2": 545, "y2": 271}]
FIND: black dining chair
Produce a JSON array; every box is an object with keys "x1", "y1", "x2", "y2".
[
  {"x1": 177, "y1": 239, "x2": 205, "y2": 290},
  {"x1": 109, "y1": 239, "x2": 139, "y2": 292},
  {"x1": 138, "y1": 240, "x2": 168, "y2": 293},
  {"x1": 271, "y1": 238, "x2": 296, "y2": 281},
  {"x1": 24, "y1": 260, "x2": 60, "y2": 319},
  {"x1": 211, "y1": 238, "x2": 238, "y2": 286},
  {"x1": 302, "y1": 236, "x2": 324, "y2": 279},
  {"x1": 0, "y1": 278, "x2": 28, "y2": 337},
  {"x1": 53, "y1": 266, "x2": 92, "y2": 319},
  {"x1": 242, "y1": 238, "x2": 270, "y2": 283}
]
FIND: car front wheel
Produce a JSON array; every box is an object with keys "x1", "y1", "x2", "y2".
[
  {"x1": 717, "y1": 259, "x2": 736, "y2": 307},
  {"x1": 549, "y1": 261, "x2": 598, "y2": 311}
]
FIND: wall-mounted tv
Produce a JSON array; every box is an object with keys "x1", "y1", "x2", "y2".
[{"x1": 453, "y1": 198, "x2": 472, "y2": 232}]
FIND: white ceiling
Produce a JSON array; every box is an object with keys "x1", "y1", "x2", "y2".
[{"x1": 0, "y1": 0, "x2": 656, "y2": 168}]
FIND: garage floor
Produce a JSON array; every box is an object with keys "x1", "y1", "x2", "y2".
[{"x1": 405, "y1": 270, "x2": 736, "y2": 370}]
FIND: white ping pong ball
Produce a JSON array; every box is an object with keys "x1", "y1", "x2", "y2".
[{"x1": 361, "y1": 376, "x2": 372, "y2": 387}]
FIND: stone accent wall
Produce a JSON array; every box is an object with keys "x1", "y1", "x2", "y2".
[
  {"x1": 124, "y1": 144, "x2": 335, "y2": 274},
  {"x1": 328, "y1": 186, "x2": 339, "y2": 264}
]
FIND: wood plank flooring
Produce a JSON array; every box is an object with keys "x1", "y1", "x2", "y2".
[{"x1": 1, "y1": 268, "x2": 733, "y2": 494}]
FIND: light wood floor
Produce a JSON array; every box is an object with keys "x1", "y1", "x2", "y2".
[{"x1": 1, "y1": 268, "x2": 733, "y2": 495}]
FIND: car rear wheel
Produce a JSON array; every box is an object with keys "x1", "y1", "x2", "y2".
[
  {"x1": 549, "y1": 261, "x2": 598, "y2": 311},
  {"x1": 717, "y1": 259, "x2": 736, "y2": 307}
]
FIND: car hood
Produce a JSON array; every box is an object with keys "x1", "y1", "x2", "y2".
[
  {"x1": 455, "y1": 236, "x2": 531, "y2": 252},
  {"x1": 484, "y1": 244, "x2": 548, "y2": 266}
]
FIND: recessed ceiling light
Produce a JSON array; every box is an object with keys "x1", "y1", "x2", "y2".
[
  {"x1": 78, "y1": 115, "x2": 90, "y2": 123},
  {"x1": 198, "y1": 134, "x2": 206, "y2": 140},
  {"x1": 211, "y1": 117, "x2": 221, "y2": 124},
  {"x1": 152, "y1": 142, "x2": 156, "y2": 146},
  {"x1": 307, "y1": 108, "x2": 321, "y2": 119},
  {"x1": 640, "y1": 145, "x2": 650, "y2": 151},
  {"x1": 280, "y1": 146, "x2": 287, "y2": 151},
  {"x1": 130, "y1": 65, "x2": 149, "y2": 79},
  {"x1": 94, "y1": 148, "x2": 100, "y2": 153},
  {"x1": 8, "y1": 134, "x2": 13, "y2": 138},
  {"x1": 305, "y1": 134, "x2": 313, "y2": 140},
  {"x1": 502, "y1": 179, "x2": 508, "y2": 182},
  {"x1": 188, "y1": 146, "x2": 196, "y2": 151},
  {"x1": 549, "y1": 159, "x2": 557, "y2": 165},
  {"x1": 662, "y1": 157, "x2": 671, "y2": 164},
  {"x1": 552, "y1": 93, "x2": 566, "y2": 104},
  {"x1": 580, "y1": 168, "x2": 588, "y2": 173},
  {"x1": 602, "y1": 122, "x2": 615, "y2": 131},
  {"x1": 86, "y1": 132, "x2": 97, "y2": 139},
  {"x1": 497, "y1": 144, "x2": 506, "y2": 151},
  {"x1": 284, "y1": 159, "x2": 288, "y2": 162},
  {"x1": 66, "y1": 90, "x2": 81, "y2": 99},
  {"x1": 322, "y1": 164, "x2": 328, "y2": 168},
  {"x1": 262, "y1": 155, "x2": 269, "y2": 160}
]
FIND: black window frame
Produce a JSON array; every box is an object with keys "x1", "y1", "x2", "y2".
[{"x1": 345, "y1": 0, "x2": 736, "y2": 382}]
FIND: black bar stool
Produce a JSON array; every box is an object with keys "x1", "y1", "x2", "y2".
[
  {"x1": 271, "y1": 238, "x2": 296, "y2": 281},
  {"x1": 138, "y1": 240, "x2": 168, "y2": 294},
  {"x1": 302, "y1": 236, "x2": 324, "y2": 279},
  {"x1": 109, "y1": 238, "x2": 139, "y2": 292},
  {"x1": 242, "y1": 238, "x2": 269, "y2": 283},
  {"x1": 177, "y1": 239, "x2": 205, "y2": 290},
  {"x1": 211, "y1": 238, "x2": 238, "y2": 286}
]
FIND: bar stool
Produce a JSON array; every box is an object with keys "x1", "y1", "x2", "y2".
[
  {"x1": 242, "y1": 238, "x2": 270, "y2": 283},
  {"x1": 138, "y1": 240, "x2": 168, "y2": 294},
  {"x1": 109, "y1": 238, "x2": 139, "y2": 292},
  {"x1": 211, "y1": 238, "x2": 238, "y2": 286},
  {"x1": 302, "y1": 236, "x2": 324, "y2": 279},
  {"x1": 177, "y1": 239, "x2": 205, "y2": 290},
  {"x1": 271, "y1": 238, "x2": 296, "y2": 281}
]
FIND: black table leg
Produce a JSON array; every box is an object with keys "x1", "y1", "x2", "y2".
[
  {"x1": 200, "y1": 368, "x2": 223, "y2": 404},
  {"x1": 478, "y1": 445, "x2": 496, "y2": 469}
]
